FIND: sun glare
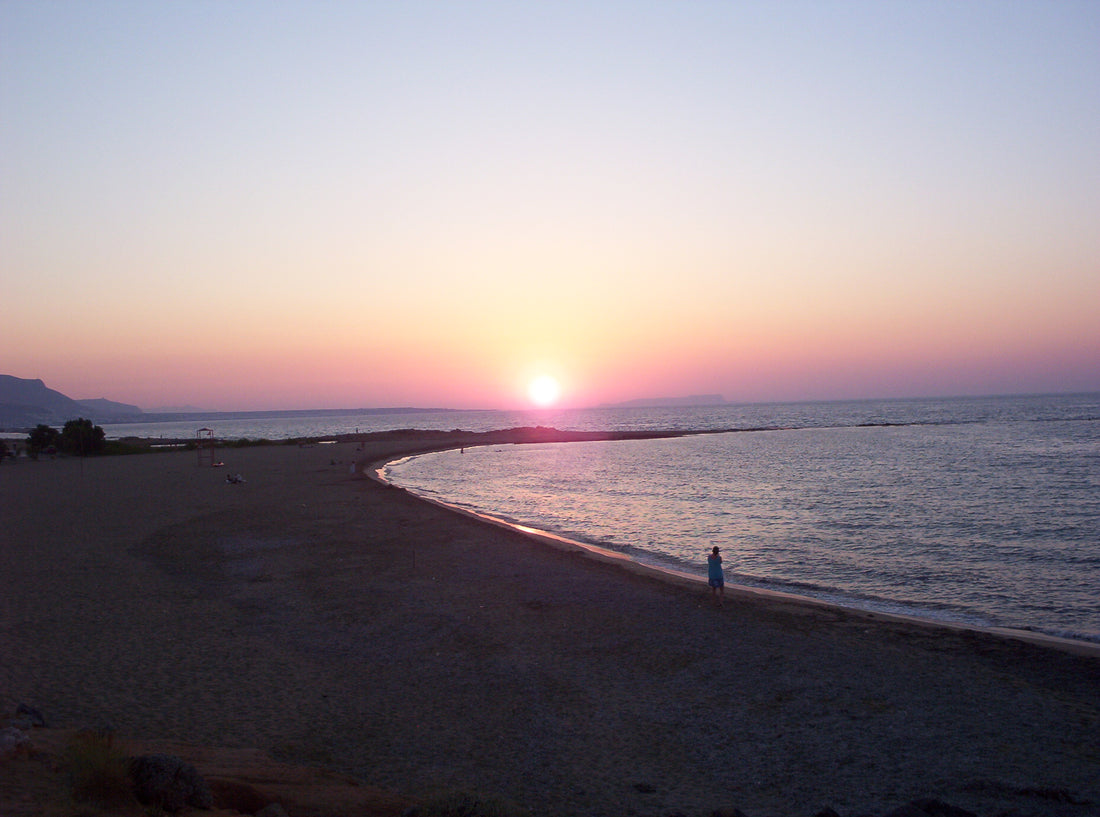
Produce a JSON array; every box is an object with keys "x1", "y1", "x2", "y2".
[{"x1": 528, "y1": 374, "x2": 561, "y2": 407}]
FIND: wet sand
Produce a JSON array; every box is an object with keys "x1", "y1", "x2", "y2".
[{"x1": 1, "y1": 434, "x2": 1098, "y2": 816}]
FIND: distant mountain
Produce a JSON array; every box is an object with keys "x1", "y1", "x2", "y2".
[
  {"x1": 601, "y1": 394, "x2": 727, "y2": 409},
  {"x1": 76, "y1": 397, "x2": 144, "y2": 417},
  {"x1": 0, "y1": 375, "x2": 143, "y2": 429}
]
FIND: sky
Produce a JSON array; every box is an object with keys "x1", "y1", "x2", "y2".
[{"x1": 2, "y1": 1, "x2": 1098, "y2": 411}]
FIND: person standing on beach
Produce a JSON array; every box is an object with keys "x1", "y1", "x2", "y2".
[{"x1": 708, "y1": 546, "x2": 724, "y2": 605}]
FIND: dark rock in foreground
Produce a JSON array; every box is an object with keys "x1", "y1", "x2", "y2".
[{"x1": 129, "y1": 752, "x2": 213, "y2": 812}]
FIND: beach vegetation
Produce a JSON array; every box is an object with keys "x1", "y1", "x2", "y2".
[
  {"x1": 59, "y1": 417, "x2": 106, "y2": 455},
  {"x1": 16, "y1": 427, "x2": 291, "y2": 460},
  {"x1": 226, "y1": 437, "x2": 272, "y2": 448},
  {"x1": 26, "y1": 423, "x2": 60, "y2": 456},
  {"x1": 101, "y1": 438, "x2": 160, "y2": 455}
]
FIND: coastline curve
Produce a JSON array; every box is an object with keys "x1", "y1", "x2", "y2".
[{"x1": 363, "y1": 442, "x2": 1100, "y2": 660}]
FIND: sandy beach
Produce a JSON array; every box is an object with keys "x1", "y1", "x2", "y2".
[{"x1": 2, "y1": 434, "x2": 1098, "y2": 817}]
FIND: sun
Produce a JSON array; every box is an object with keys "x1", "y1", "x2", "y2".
[{"x1": 527, "y1": 374, "x2": 561, "y2": 407}]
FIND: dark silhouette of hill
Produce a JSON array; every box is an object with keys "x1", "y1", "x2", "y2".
[{"x1": 0, "y1": 375, "x2": 143, "y2": 429}]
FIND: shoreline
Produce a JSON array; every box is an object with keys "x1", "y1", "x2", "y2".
[
  {"x1": 369, "y1": 441, "x2": 1100, "y2": 660},
  {"x1": 3, "y1": 434, "x2": 1099, "y2": 817}
]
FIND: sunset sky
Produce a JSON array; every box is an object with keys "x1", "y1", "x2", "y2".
[{"x1": 3, "y1": 1, "x2": 1097, "y2": 411}]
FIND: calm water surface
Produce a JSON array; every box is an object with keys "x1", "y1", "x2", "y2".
[{"x1": 383, "y1": 395, "x2": 1100, "y2": 644}]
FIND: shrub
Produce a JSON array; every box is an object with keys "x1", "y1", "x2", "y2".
[
  {"x1": 226, "y1": 437, "x2": 270, "y2": 448},
  {"x1": 27, "y1": 423, "x2": 60, "y2": 454},
  {"x1": 101, "y1": 439, "x2": 152, "y2": 456},
  {"x1": 59, "y1": 418, "x2": 106, "y2": 455},
  {"x1": 63, "y1": 731, "x2": 135, "y2": 808}
]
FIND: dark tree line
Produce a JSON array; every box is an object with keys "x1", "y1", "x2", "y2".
[{"x1": 25, "y1": 418, "x2": 106, "y2": 456}]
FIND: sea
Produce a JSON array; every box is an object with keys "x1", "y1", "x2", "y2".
[{"x1": 100, "y1": 393, "x2": 1099, "y2": 645}]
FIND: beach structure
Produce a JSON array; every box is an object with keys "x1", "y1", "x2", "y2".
[{"x1": 196, "y1": 427, "x2": 215, "y2": 467}]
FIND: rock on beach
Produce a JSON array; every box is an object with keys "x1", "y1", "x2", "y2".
[{"x1": 130, "y1": 753, "x2": 214, "y2": 812}]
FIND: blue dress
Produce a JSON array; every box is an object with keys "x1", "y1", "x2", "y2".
[{"x1": 708, "y1": 554, "x2": 724, "y2": 587}]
